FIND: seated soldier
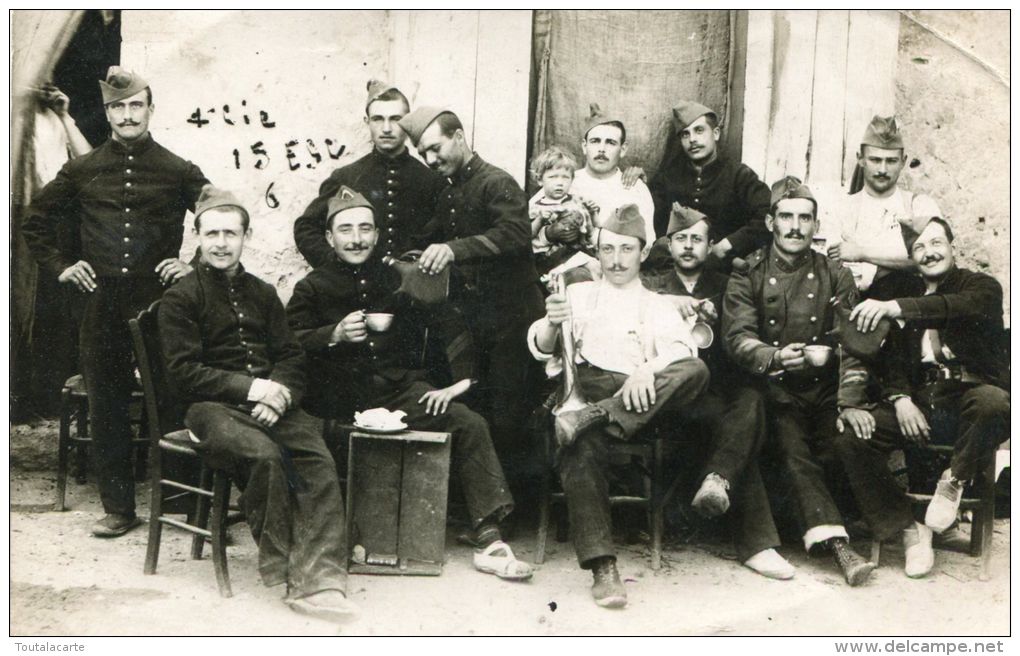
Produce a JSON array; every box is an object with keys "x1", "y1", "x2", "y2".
[
  {"x1": 159, "y1": 186, "x2": 356, "y2": 622},
  {"x1": 528, "y1": 203, "x2": 709, "y2": 608},
  {"x1": 642, "y1": 203, "x2": 794, "y2": 580},
  {"x1": 843, "y1": 216, "x2": 1009, "y2": 576},
  {"x1": 722, "y1": 177, "x2": 916, "y2": 585},
  {"x1": 285, "y1": 187, "x2": 532, "y2": 581}
]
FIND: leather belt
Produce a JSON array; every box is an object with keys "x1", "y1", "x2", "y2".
[{"x1": 920, "y1": 363, "x2": 983, "y2": 386}]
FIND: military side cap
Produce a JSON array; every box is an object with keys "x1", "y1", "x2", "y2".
[
  {"x1": 671, "y1": 100, "x2": 717, "y2": 134},
  {"x1": 583, "y1": 103, "x2": 625, "y2": 138},
  {"x1": 99, "y1": 66, "x2": 149, "y2": 105},
  {"x1": 861, "y1": 115, "x2": 904, "y2": 150},
  {"x1": 195, "y1": 184, "x2": 249, "y2": 223},
  {"x1": 666, "y1": 204, "x2": 709, "y2": 236},
  {"x1": 602, "y1": 203, "x2": 647, "y2": 243},
  {"x1": 327, "y1": 186, "x2": 375, "y2": 221},
  {"x1": 770, "y1": 175, "x2": 816, "y2": 208},
  {"x1": 398, "y1": 106, "x2": 453, "y2": 146},
  {"x1": 898, "y1": 215, "x2": 939, "y2": 252},
  {"x1": 830, "y1": 302, "x2": 891, "y2": 361},
  {"x1": 365, "y1": 78, "x2": 399, "y2": 111}
]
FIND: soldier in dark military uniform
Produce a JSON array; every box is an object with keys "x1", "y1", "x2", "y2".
[
  {"x1": 286, "y1": 187, "x2": 533, "y2": 582},
  {"x1": 722, "y1": 177, "x2": 914, "y2": 586},
  {"x1": 293, "y1": 80, "x2": 446, "y2": 268},
  {"x1": 844, "y1": 216, "x2": 1009, "y2": 578},
  {"x1": 643, "y1": 203, "x2": 793, "y2": 580},
  {"x1": 645, "y1": 100, "x2": 771, "y2": 272},
  {"x1": 398, "y1": 106, "x2": 544, "y2": 485},
  {"x1": 23, "y1": 67, "x2": 209, "y2": 537}
]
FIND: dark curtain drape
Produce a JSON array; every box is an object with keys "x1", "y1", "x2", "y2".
[
  {"x1": 530, "y1": 10, "x2": 732, "y2": 193},
  {"x1": 11, "y1": 10, "x2": 85, "y2": 413}
]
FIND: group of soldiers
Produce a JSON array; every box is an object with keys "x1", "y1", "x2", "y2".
[{"x1": 21, "y1": 66, "x2": 1009, "y2": 620}]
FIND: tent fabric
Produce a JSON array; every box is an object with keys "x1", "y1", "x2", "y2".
[
  {"x1": 531, "y1": 10, "x2": 731, "y2": 189},
  {"x1": 10, "y1": 10, "x2": 84, "y2": 406}
]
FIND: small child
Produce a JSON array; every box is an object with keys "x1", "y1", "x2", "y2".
[{"x1": 528, "y1": 146, "x2": 595, "y2": 277}]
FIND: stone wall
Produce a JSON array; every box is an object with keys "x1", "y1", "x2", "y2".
[{"x1": 894, "y1": 10, "x2": 1010, "y2": 321}]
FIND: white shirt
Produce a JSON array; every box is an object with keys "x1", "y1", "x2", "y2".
[
  {"x1": 528, "y1": 279, "x2": 697, "y2": 377},
  {"x1": 838, "y1": 187, "x2": 941, "y2": 290},
  {"x1": 570, "y1": 168, "x2": 656, "y2": 246}
]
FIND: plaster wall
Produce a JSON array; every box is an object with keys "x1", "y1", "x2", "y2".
[
  {"x1": 894, "y1": 10, "x2": 1010, "y2": 320},
  {"x1": 120, "y1": 9, "x2": 532, "y2": 302}
]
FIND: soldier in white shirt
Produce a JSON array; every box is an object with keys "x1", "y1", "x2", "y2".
[
  {"x1": 528, "y1": 203, "x2": 708, "y2": 609},
  {"x1": 568, "y1": 104, "x2": 656, "y2": 254},
  {"x1": 829, "y1": 116, "x2": 941, "y2": 299}
]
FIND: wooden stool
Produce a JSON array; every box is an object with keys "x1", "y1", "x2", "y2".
[{"x1": 345, "y1": 428, "x2": 452, "y2": 576}]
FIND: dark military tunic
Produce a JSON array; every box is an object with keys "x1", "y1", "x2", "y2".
[
  {"x1": 430, "y1": 152, "x2": 543, "y2": 476},
  {"x1": 649, "y1": 154, "x2": 771, "y2": 257},
  {"x1": 285, "y1": 254, "x2": 514, "y2": 528},
  {"x1": 644, "y1": 266, "x2": 781, "y2": 561},
  {"x1": 23, "y1": 134, "x2": 208, "y2": 278},
  {"x1": 160, "y1": 262, "x2": 348, "y2": 597},
  {"x1": 722, "y1": 246, "x2": 913, "y2": 544},
  {"x1": 293, "y1": 148, "x2": 447, "y2": 268},
  {"x1": 22, "y1": 134, "x2": 208, "y2": 518}
]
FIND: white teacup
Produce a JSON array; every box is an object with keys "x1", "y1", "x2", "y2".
[
  {"x1": 803, "y1": 345, "x2": 833, "y2": 367},
  {"x1": 365, "y1": 313, "x2": 394, "y2": 332}
]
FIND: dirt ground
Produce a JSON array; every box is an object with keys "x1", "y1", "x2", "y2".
[{"x1": 9, "y1": 466, "x2": 1010, "y2": 637}]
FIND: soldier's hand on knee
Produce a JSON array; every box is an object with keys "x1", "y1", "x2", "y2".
[
  {"x1": 837, "y1": 408, "x2": 875, "y2": 440},
  {"x1": 251, "y1": 401, "x2": 281, "y2": 428},
  {"x1": 58, "y1": 260, "x2": 97, "y2": 293},
  {"x1": 893, "y1": 397, "x2": 930, "y2": 444},
  {"x1": 616, "y1": 368, "x2": 655, "y2": 413},
  {"x1": 418, "y1": 379, "x2": 472, "y2": 416},
  {"x1": 259, "y1": 382, "x2": 292, "y2": 414}
]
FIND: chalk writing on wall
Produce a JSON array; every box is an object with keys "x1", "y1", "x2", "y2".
[{"x1": 186, "y1": 100, "x2": 346, "y2": 207}]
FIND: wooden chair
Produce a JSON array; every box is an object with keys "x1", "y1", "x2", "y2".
[
  {"x1": 533, "y1": 397, "x2": 683, "y2": 571},
  {"x1": 54, "y1": 374, "x2": 146, "y2": 511},
  {"x1": 871, "y1": 444, "x2": 997, "y2": 581},
  {"x1": 128, "y1": 300, "x2": 240, "y2": 598}
]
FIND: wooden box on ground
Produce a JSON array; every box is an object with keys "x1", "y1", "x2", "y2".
[{"x1": 345, "y1": 429, "x2": 451, "y2": 576}]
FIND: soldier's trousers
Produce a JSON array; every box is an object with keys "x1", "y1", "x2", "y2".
[
  {"x1": 79, "y1": 276, "x2": 164, "y2": 517},
  {"x1": 462, "y1": 284, "x2": 546, "y2": 482},
  {"x1": 368, "y1": 379, "x2": 515, "y2": 528},
  {"x1": 672, "y1": 384, "x2": 782, "y2": 562},
  {"x1": 557, "y1": 358, "x2": 710, "y2": 567},
  {"x1": 842, "y1": 382, "x2": 1009, "y2": 527},
  {"x1": 769, "y1": 388, "x2": 914, "y2": 546},
  {"x1": 185, "y1": 403, "x2": 348, "y2": 598}
]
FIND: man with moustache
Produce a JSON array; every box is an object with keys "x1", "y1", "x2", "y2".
[
  {"x1": 841, "y1": 217, "x2": 1008, "y2": 575},
  {"x1": 529, "y1": 204, "x2": 708, "y2": 608},
  {"x1": 723, "y1": 177, "x2": 916, "y2": 585},
  {"x1": 643, "y1": 204, "x2": 794, "y2": 580},
  {"x1": 828, "y1": 116, "x2": 942, "y2": 299},
  {"x1": 398, "y1": 107, "x2": 543, "y2": 486},
  {"x1": 293, "y1": 79, "x2": 446, "y2": 267},
  {"x1": 23, "y1": 67, "x2": 208, "y2": 537},
  {"x1": 647, "y1": 101, "x2": 771, "y2": 269},
  {"x1": 159, "y1": 186, "x2": 356, "y2": 622},
  {"x1": 286, "y1": 187, "x2": 533, "y2": 581},
  {"x1": 568, "y1": 104, "x2": 656, "y2": 251}
]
